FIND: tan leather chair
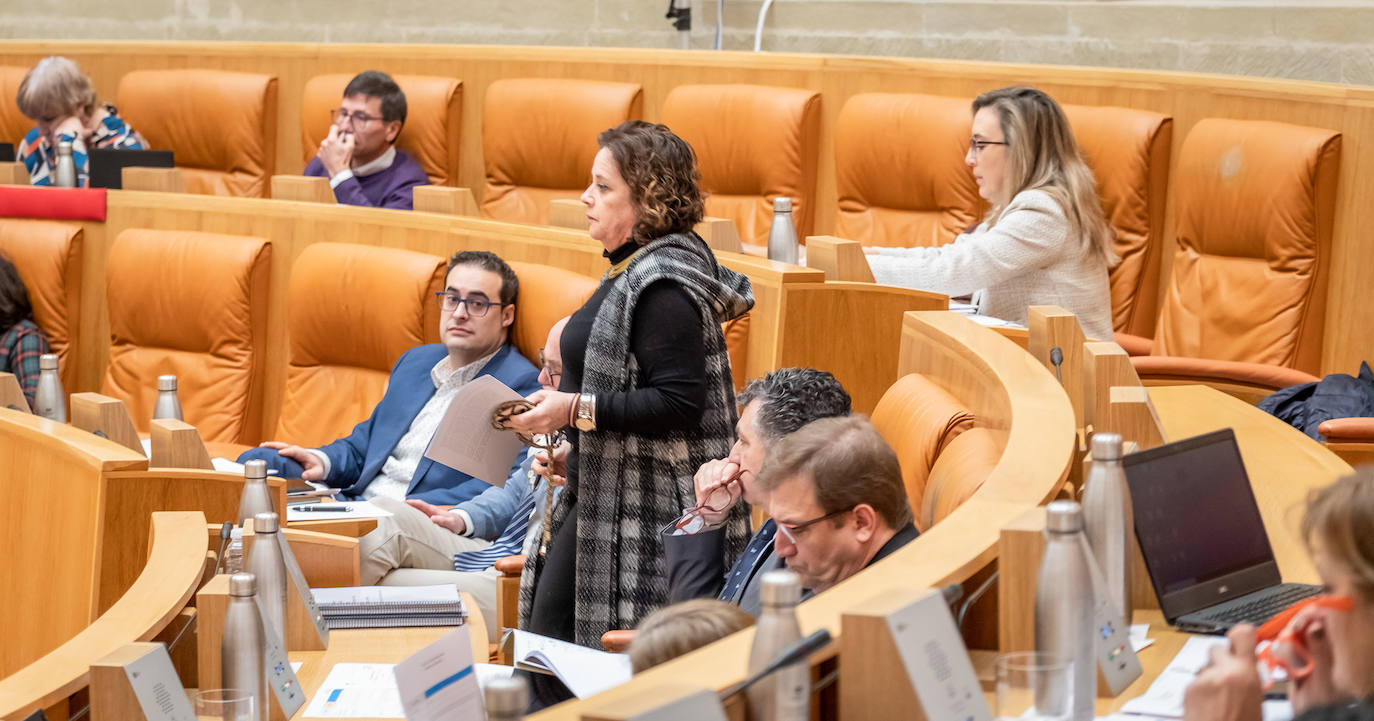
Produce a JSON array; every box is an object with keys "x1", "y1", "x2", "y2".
[
  {"x1": 1063, "y1": 105, "x2": 1173, "y2": 338},
  {"x1": 0, "y1": 219, "x2": 82, "y2": 391},
  {"x1": 921, "y1": 427, "x2": 1004, "y2": 529},
  {"x1": 1120, "y1": 119, "x2": 1342, "y2": 402},
  {"x1": 868, "y1": 373, "x2": 975, "y2": 529},
  {"x1": 0, "y1": 66, "x2": 28, "y2": 147},
  {"x1": 661, "y1": 84, "x2": 821, "y2": 246},
  {"x1": 833, "y1": 93, "x2": 983, "y2": 248},
  {"x1": 276, "y1": 243, "x2": 447, "y2": 449},
  {"x1": 116, "y1": 70, "x2": 278, "y2": 197},
  {"x1": 481, "y1": 79, "x2": 643, "y2": 224},
  {"x1": 506, "y1": 261, "x2": 599, "y2": 366},
  {"x1": 102, "y1": 229, "x2": 272, "y2": 444},
  {"x1": 299, "y1": 74, "x2": 463, "y2": 185}
]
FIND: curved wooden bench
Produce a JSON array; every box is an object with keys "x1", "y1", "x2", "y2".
[{"x1": 0, "y1": 511, "x2": 206, "y2": 719}]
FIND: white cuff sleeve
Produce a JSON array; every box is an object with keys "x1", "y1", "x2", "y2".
[
  {"x1": 450, "y1": 508, "x2": 476, "y2": 537},
  {"x1": 304, "y1": 448, "x2": 331, "y2": 479},
  {"x1": 328, "y1": 168, "x2": 354, "y2": 189}
]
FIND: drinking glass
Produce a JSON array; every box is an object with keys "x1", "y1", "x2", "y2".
[
  {"x1": 995, "y1": 652, "x2": 1073, "y2": 721},
  {"x1": 193, "y1": 688, "x2": 254, "y2": 721}
]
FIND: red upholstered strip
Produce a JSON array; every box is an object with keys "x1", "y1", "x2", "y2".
[{"x1": 0, "y1": 186, "x2": 107, "y2": 221}]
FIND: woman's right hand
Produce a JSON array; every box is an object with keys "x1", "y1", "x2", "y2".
[
  {"x1": 1182, "y1": 624, "x2": 1263, "y2": 721},
  {"x1": 501, "y1": 390, "x2": 576, "y2": 436},
  {"x1": 532, "y1": 440, "x2": 570, "y2": 487},
  {"x1": 48, "y1": 115, "x2": 85, "y2": 145}
]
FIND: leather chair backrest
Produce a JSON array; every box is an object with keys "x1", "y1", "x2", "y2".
[
  {"x1": 661, "y1": 84, "x2": 821, "y2": 246},
  {"x1": 277, "y1": 243, "x2": 446, "y2": 447},
  {"x1": 300, "y1": 74, "x2": 463, "y2": 186},
  {"x1": 1063, "y1": 104, "x2": 1173, "y2": 337},
  {"x1": 481, "y1": 79, "x2": 643, "y2": 224},
  {"x1": 1155, "y1": 119, "x2": 1341, "y2": 374},
  {"x1": 506, "y1": 260, "x2": 599, "y2": 366},
  {"x1": 115, "y1": 70, "x2": 278, "y2": 197},
  {"x1": 0, "y1": 65, "x2": 28, "y2": 148},
  {"x1": 834, "y1": 93, "x2": 983, "y2": 248},
  {"x1": 869, "y1": 373, "x2": 975, "y2": 511},
  {"x1": 102, "y1": 229, "x2": 272, "y2": 443},
  {"x1": 0, "y1": 219, "x2": 82, "y2": 390},
  {"x1": 921, "y1": 427, "x2": 1004, "y2": 530},
  {"x1": 722, "y1": 313, "x2": 749, "y2": 392}
]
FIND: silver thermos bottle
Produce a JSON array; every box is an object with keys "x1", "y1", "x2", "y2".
[
  {"x1": 1035, "y1": 500, "x2": 1095, "y2": 721},
  {"x1": 152, "y1": 374, "x2": 184, "y2": 421},
  {"x1": 223, "y1": 572, "x2": 268, "y2": 721},
  {"x1": 766, "y1": 197, "x2": 799, "y2": 264},
  {"x1": 54, "y1": 140, "x2": 77, "y2": 188},
  {"x1": 1081, "y1": 432, "x2": 1133, "y2": 623},
  {"x1": 746, "y1": 570, "x2": 809, "y2": 721},
  {"x1": 237, "y1": 459, "x2": 275, "y2": 526},
  {"x1": 246, "y1": 512, "x2": 288, "y2": 650},
  {"x1": 484, "y1": 675, "x2": 529, "y2": 721},
  {"x1": 33, "y1": 353, "x2": 65, "y2": 422}
]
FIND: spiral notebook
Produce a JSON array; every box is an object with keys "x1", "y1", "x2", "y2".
[{"x1": 311, "y1": 585, "x2": 467, "y2": 629}]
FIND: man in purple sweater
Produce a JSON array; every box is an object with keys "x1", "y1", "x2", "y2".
[{"x1": 305, "y1": 70, "x2": 430, "y2": 209}]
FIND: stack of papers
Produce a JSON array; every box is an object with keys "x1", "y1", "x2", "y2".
[
  {"x1": 311, "y1": 585, "x2": 467, "y2": 630},
  {"x1": 1115, "y1": 636, "x2": 1292, "y2": 721},
  {"x1": 501, "y1": 629, "x2": 632, "y2": 698}
]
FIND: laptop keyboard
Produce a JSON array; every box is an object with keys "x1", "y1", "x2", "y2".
[{"x1": 1197, "y1": 584, "x2": 1323, "y2": 626}]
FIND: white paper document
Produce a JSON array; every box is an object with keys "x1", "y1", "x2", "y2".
[
  {"x1": 302, "y1": 663, "x2": 405, "y2": 718},
  {"x1": 503, "y1": 629, "x2": 633, "y2": 699},
  {"x1": 423, "y1": 374, "x2": 527, "y2": 487},
  {"x1": 212, "y1": 457, "x2": 245, "y2": 474},
  {"x1": 394, "y1": 626, "x2": 483, "y2": 721},
  {"x1": 1117, "y1": 636, "x2": 1229, "y2": 719},
  {"x1": 1130, "y1": 624, "x2": 1154, "y2": 652},
  {"x1": 475, "y1": 662, "x2": 515, "y2": 689},
  {"x1": 287, "y1": 500, "x2": 395, "y2": 522}
]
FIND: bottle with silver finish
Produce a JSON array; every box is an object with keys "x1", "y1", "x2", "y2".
[
  {"x1": 483, "y1": 675, "x2": 529, "y2": 721},
  {"x1": 237, "y1": 459, "x2": 275, "y2": 526},
  {"x1": 54, "y1": 140, "x2": 77, "y2": 188},
  {"x1": 33, "y1": 353, "x2": 65, "y2": 422},
  {"x1": 246, "y1": 512, "x2": 288, "y2": 651},
  {"x1": 223, "y1": 572, "x2": 267, "y2": 721},
  {"x1": 152, "y1": 374, "x2": 184, "y2": 421},
  {"x1": 1035, "y1": 500, "x2": 1095, "y2": 721},
  {"x1": 766, "y1": 196, "x2": 799, "y2": 265},
  {"x1": 746, "y1": 569, "x2": 809, "y2": 721},
  {"x1": 1081, "y1": 432, "x2": 1133, "y2": 623}
]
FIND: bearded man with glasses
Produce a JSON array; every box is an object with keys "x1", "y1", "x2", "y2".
[{"x1": 304, "y1": 70, "x2": 430, "y2": 209}]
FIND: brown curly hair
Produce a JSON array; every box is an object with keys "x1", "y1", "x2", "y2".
[{"x1": 596, "y1": 121, "x2": 706, "y2": 244}]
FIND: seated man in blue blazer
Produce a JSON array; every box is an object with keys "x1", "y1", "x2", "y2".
[{"x1": 239, "y1": 250, "x2": 541, "y2": 509}]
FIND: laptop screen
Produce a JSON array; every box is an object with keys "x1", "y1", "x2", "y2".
[{"x1": 1123, "y1": 429, "x2": 1276, "y2": 598}]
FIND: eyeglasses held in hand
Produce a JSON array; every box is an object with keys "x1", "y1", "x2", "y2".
[
  {"x1": 660, "y1": 468, "x2": 747, "y2": 536},
  {"x1": 1255, "y1": 594, "x2": 1354, "y2": 689},
  {"x1": 435, "y1": 291, "x2": 506, "y2": 317},
  {"x1": 330, "y1": 108, "x2": 383, "y2": 129}
]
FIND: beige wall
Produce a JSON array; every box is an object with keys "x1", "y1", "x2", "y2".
[{"x1": 5, "y1": 1, "x2": 1374, "y2": 87}]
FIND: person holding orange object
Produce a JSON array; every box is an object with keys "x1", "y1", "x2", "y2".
[{"x1": 1184, "y1": 467, "x2": 1374, "y2": 721}]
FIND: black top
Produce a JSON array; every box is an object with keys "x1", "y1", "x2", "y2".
[{"x1": 1297, "y1": 701, "x2": 1374, "y2": 721}]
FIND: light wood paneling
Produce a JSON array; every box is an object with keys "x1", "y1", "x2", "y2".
[
  {"x1": 269, "y1": 174, "x2": 334, "y2": 203},
  {"x1": 1083, "y1": 341, "x2": 1143, "y2": 435},
  {"x1": 148, "y1": 417, "x2": 213, "y2": 470},
  {"x1": 121, "y1": 167, "x2": 185, "y2": 193},
  {"x1": 69, "y1": 392, "x2": 144, "y2": 455},
  {"x1": 1, "y1": 161, "x2": 27, "y2": 185},
  {"x1": 0, "y1": 372, "x2": 29, "y2": 412},
  {"x1": 412, "y1": 185, "x2": 478, "y2": 216}
]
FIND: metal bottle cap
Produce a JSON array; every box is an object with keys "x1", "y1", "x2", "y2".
[
  {"x1": 254, "y1": 512, "x2": 280, "y2": 533},
  {"x1": 483, "y1": 676, "x2": 529, "y2": 716},
  {"x1": 230, "y1": 572, "x2": 258, "y2": 597},
  {"x1": 1090, "y1": 432, "x2": 1123, "y2": 461},
  {"x1": 244, "y1": 459, "x2": 268, "y2": 481},
  {"x1": 772, "y1": 196, "x2": 792, "y2": 213},
  {"x1": 39, "y1": 353, "x2": 58, "y2": 371},
  {"x1": 759, "y1": 568, "x2": 802, "y2": 605},
  {"x1": 1046, "y1": 500, "x2": 1084, "y2": 533},
  {"x1": 157, "y1": 374, "x2": 178, "y2": 391},
  {"x1": 57, "y1": 140, "x2": 72, "y2": 151}
]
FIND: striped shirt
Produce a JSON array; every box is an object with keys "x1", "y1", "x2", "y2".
[
  {"x1": 452, "y1": 453, "x2": 562, "y2": 572},
  {"x1": 18, "y1": 104, "x2": 147, "y2": 187}
]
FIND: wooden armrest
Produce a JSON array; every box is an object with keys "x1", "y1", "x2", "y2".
[
  {"x1": 601, "y1": 629, "x2": 635, "y2": 653},
  {"x1": 1113, "y1": 332, "x2": 1153, "y2": 356},
  {"x1": 1318, "y1": 417, "x2": 1374, "y2": 443},
  {"x1": 494, "y1": 554, "x2": 526, "y2": 576}
]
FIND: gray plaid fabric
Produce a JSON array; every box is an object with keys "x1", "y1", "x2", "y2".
[{"x1": 519, "y1": 232, "x2": 754, "y2": 646}]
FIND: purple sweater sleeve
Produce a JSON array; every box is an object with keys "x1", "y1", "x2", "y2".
[{"x1": 303, "y1": 151, "x2": 429, "y2": 210}]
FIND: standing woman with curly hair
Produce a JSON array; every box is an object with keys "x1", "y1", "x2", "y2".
[
  {"x1": 865, "y1": 86, "x2": 1117, "y2": 340},
  {"x1": 502, "y1": 122, "x2": 755, "y2": 662}
]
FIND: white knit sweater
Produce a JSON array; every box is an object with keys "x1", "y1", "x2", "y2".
[{"x1": 866, "y1": 189, "x2": 1114, "y2": 341}]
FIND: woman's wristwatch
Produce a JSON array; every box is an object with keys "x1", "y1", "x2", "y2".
[{"x1": 573, "y1": 393, "x2": 597, "y2": 432}]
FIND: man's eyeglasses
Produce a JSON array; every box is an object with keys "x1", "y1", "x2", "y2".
[
  {"x1": 968, "y1": 138, "x2": 1008, "y2": 157},
  {"x1": 659, "y1": 468, "x2": 748, "y2": 535},
  {"x1": 435, "y1": 291, "x2": 506, "y2": 318},
  {"x1": 330, "y1": 108, "x2": 383, "y2": 129},
  {"x1": 538, "y1": 348, "x2": 562, "y2": 386},
  {"x1": 775, "y1": 506, "x2": 854, "y2": 544}
]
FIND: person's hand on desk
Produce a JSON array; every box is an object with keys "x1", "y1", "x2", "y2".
[
  {"x1": 405, "y1": 498, "x2": 467, "y2": 535},
  {"x1": 257, "y1": 441, "x2": 325, "y2": 481},
  {"x1": 1182, "y1": 624, "x2": 1263, "y2": 721},
  {"x1": 532, "y1": 439, "x2": 570, "y2": 488},
  {"x1": 500, "y1": 389, "x2": 576, "y2": 436}
]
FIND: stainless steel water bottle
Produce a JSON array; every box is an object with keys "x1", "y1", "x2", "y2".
[
  {"x1": 1035, "y1": 500, "x2": 1095, "y2": 721},
  {"x1": 746, "y1": 569, "x2": 808, "y2": 721},
  {"x1": 237, "y1": 460, "x2": 275, "y2": 526},
  {"x1": 152, "y1": 374, "x2": 184, "y2": 421},
  {"x1": 55, "y1": 140, "x2": 77, "y2": 188},
  {"x1": 33, "y1": 353, "x2": 65, "y2": 422},
  {"x1": 484, "y1": 675, "x2": 529, "y2": 720},
  {"x1": 766, "y1": 196, "x2": 799, "y2": 264},
  {"x1": 223, "y1": 572, "x2": 267, "y2": 721},
  {"x1": 1081, "y1": 432, "x2": 1133, "y2": 623},
  {"x1": 246, "y1": 512, "x2": 288, "y2": 650}
]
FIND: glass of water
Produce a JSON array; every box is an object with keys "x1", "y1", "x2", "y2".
[
  {"x1": 193, "y1": 688, "x2": 254, "y2": 721},
  {"x1": 995, "y1": 652, "x2": 1074, "y2": 721}
]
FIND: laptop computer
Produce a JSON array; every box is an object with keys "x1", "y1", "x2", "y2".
[
  {"x1": 0, "y1": 142, "x2": 15, "y2": 162},
  {"x1": 87, "y1": 148, "x2": 174, "y2": 189},
  {"x1": 1123, "y1": 428, "x2": 1321, "y2": 634}
]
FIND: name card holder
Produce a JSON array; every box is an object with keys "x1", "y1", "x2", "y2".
[
  {"x1": 241, "y1": 531, "x2": 330, "y2": 652},
  {"x1": 580, "y1": 685, "x2": 730, "y2": 721},
  {"x1": 122, "y1": 167, "x2": 186, "y2": 194},
  {"x1": 0, "y1": 372, "x2": 30, "y2": 412},
  {"x1": 413, "y1": 185, "x2": 478, "y2": 216},
  {"x1": 70, "y1": 392, "x2": 144, "y2": 455},
  {"x1": 804, "y1": 235, "x2": 874, "y2": 283},
  {"x1": 548, "y1": 198, "x2": 589, "y2": 230},
  {"x1": 91, "y1": 642, "x2": 196, "y2": 721},
  {"x1": 1, "y1": 161, "x2": 27, "y2": 186},
  {"x1": 1082, "y1": 341, "x2": 1143, "y2": 437},
  {"x1": 1104, "y1": 386, "x2": 1167, "y2": 452},
  {"x1": 269, "y1": 174, "x2": 334, "y2": 204},
  {"x1": 696, "y1": 217, "x2": 743, "y2": 255},
  {"x1": 148, "y1": 418, "x2": 213, "y2": 470}
]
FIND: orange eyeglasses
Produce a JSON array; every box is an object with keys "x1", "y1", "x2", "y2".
[{"x1": 1255, "y1": 594, "x2": 1354, "y2": 689}]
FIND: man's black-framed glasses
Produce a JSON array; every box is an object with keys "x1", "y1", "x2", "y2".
[
  {"x1": 330, "y1": 108, "x2": 382, "y2": 129},
  {"x1": 775, "y1": 505, "x2": 855, "y2": 544},
  {"x1": 538, "y1": 348, "x2": 562, "y2": 386},
  {"x1": 435, "y1": 291, "x2": 506, "y2": 317}
]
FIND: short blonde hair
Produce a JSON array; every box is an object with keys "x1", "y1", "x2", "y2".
[
  {"x1": 629, "y1": 599, "x2": 754, "y2": 673},
  {"x1": 1303, "y1": 467, "x2": 1374, "y2": 601},
  {"x1": 16, "y1": 57, "x2": 99, "y2": 122}
]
